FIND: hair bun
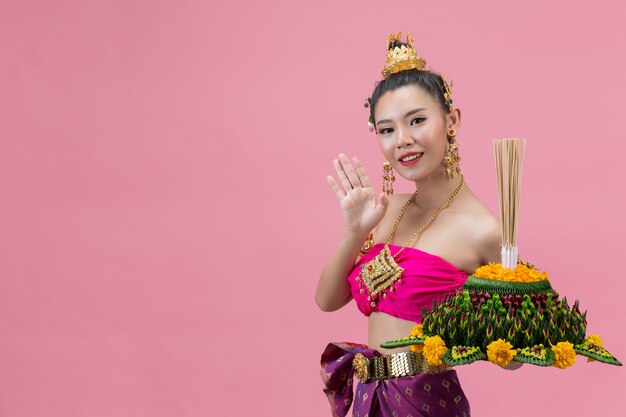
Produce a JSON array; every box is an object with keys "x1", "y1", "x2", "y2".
[{"x1": 388, "y1": 40, "x2": 406, "y2": 50}]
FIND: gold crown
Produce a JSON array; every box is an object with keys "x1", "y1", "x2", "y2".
[{"x1": 381, "y1": 32, "x2": 427, "y2": 78}]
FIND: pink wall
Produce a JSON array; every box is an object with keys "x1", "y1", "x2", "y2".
[{"x1": 1, "y1": 1, "x2": 624, "y2": 416}]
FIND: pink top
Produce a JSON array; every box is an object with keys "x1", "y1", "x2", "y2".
[{"x1": 347, "y1": 243, "x2": 469, "y2": 323}]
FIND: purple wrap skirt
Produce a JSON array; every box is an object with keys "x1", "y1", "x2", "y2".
[{"x1": 321, "y1": 342, "x2": 471, "y2": 417}]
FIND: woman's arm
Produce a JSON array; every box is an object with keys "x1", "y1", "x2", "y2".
[
  {"x1": 315, "y1": 230, "x2": 369, "y2": 312},
  {"x1": 317, "y1": 153, "x2": 391, "y2": 312}
]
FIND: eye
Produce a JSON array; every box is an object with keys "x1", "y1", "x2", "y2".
[{"x1": 378, "y1": 118, "x2": 425, "y2": 134}]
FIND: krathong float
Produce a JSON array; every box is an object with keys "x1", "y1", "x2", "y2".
[{"x1": 381, "y1": 138, "x2": 621, "y2": 369}]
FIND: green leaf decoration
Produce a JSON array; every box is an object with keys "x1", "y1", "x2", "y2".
[
  {"x1": 513, "y1": 344, "x2": 555, "y2": 366},
  {"x1": 380, "y1": 335, "x2": 425, "y2": 349},
  {"x1": 574, "y1": 341, "x2": 623, "y2": 366},
  {"x1": 442, "y1": 345, "x2": 486, "y2": 366},
  {"x1": 398, "y1": 272, "x2": 617, "y2": 369},
  {"x1": 463, "y1": 275, "x2": 553, "y2": 294}
]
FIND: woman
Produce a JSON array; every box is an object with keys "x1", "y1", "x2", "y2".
[{"x1": 315, "y1": 33, "x2": 518, "y2": 417}]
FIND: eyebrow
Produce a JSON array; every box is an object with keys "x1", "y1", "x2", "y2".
[{"x1": 376, "y1": 108, "x2": 427, "y2": 126}]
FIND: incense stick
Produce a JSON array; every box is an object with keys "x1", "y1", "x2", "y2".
[{"x1": 492, "y1": 138, "x2": 526, "y2": 269}]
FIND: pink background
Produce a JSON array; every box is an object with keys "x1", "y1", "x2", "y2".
[{"x1": 1, "y1": 0, "x2": 625, "y2": 416}]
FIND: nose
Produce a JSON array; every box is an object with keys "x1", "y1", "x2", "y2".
[{"x1": 396, "y1": 125, "x2": 415, "y2": 147}]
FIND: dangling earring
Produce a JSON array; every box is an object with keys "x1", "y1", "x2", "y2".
[
  {"x1": 382, "y1": 161, "x2": 395, "y2": 195},
  {"x1": 443, "y1": 128, "x2": 462, "y2": 180}
]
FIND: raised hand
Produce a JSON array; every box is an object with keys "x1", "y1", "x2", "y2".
[{"x1": 327, "y1": 153, "x2": 390, "y2": 236}]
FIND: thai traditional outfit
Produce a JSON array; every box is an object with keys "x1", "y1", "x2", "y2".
[{"x1": 320, "y1": 243, "x2": 472, "y2": 417}]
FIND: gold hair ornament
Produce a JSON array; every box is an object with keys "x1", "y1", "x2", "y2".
[
  {"x1": 439, "y1": 72, "x2": 454, "y2": 113},
  {"x1": 381, "y1": 32, "x2": 427, "y2": 77}
]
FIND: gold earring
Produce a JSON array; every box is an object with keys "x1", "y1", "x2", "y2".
[
  {"x1": 382, "y1": 161, "x2": 395, "y2": 195},
  {"x1": 443, "y1": 128, "x2": 461, "y2": 180}
]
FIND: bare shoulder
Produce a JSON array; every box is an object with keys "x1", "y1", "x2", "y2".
[{"x1": 456, "y1": 200, "x2": 501, "y2": 265}]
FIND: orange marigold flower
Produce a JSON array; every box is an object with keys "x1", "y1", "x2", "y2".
[
  {"x1": 410, "y1": 324, "x2": 423, "y2": 337},
  {"x1": 551, "y1": 341, "x2": 577, "y2": 369},
  {"x1": 486, "y1": 339, "x2": 516, "y2": 367},
  {"x1": 411, "y1": 344, "x2": 424, "y2": 353},
  {"x1": 423, "y1": 335, "x2": 447, "y2": 366},
  {"x1": 587, "y1": 334, "x2": 603, "y2": 347},
  {"x1": 473, "y1": 262, "x2": 548, "y2": 282}
]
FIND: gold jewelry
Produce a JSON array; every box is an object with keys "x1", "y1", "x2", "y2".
[
  {"x1": 382, "y1": 161, "x2": 395, "y2": 195},
  {"x1": 439, "y1": 72, "x2": 454, "y2": 113},
  {"x1": 359, "y1": 161, "x2": 395, "y2": 255},
  {"x1": 444, "y1": 129, "x2": 461, "y2": 180},
  {"x1": 356, "y1": 176, "x2": 465, "y2": 307},
  {"x1": 359, "y1": 159, "x2": 398, "y2": 255},
  {"x1": 352, "y1": 350, "x2": 448, "y2": 383},
  {"x1": 364, "y1": 97, "x2": 375, "y2": 132},
  {"x1": 352, "y1": 353, "x2": 370, "y2": 382},
  {"x1": 382, "y1": 32, "x2": 426, "y2": 78},
  {"x1": 359, "y1": 231, "x2": 375, "y2": 255}
]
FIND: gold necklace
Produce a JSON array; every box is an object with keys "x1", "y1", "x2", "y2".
[{"x1": 356, "y1": 175, "x2": 465, "y2": 308}]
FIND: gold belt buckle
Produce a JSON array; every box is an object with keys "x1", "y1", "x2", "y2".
[{"x1": 352, "y1": 353, "x2": 370, "y2": 383}]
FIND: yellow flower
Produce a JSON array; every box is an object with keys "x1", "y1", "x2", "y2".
[
  {"x1": 423, "y1": 335, "x2": 447, "y2": 366},
  {"x1": 587, "y1": 334, "x2": 603, "y2": 347},
  {"x1": 411, "y1": 344, "x2": 424, "y2": 353},
  {"x1": 410, "y1": 324, "x2": 423, "y2": 337},
  {"x1": 486, "y1": 339, "x2": 516, "y2": 367},
  {"x1": 551, "y1": 341, "x2": 577, "y2": 369},
  {"x1": 584, "y1": 334, "x2": 602, "y2": 362},
  {"x1": 474, "y1": 263, "x2": 502, "y2": 278},
  {"x1": 473, "y1": 262, "x2": 548, "y2": 282}
]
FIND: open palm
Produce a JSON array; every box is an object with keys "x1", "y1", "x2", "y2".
[{"x1": 327, "y1": 153, "x2": 389, "y2": 236}]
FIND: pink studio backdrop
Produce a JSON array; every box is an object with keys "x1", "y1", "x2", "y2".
[{"x1": 1, "y1": 1, "x2": 625, "y2": 416}]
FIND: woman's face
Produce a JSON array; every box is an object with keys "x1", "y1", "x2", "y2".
[{"x1": 374, "y1": 84, "x2": 458, "y2": 181}]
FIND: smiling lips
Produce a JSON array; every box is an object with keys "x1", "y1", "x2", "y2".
[{"x1": 398, "y1": 152, "x2": 424, "y2": 165}]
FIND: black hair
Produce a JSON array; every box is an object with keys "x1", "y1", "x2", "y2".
[{"x1": 369, "y1": 49, "x2": 452, "y2": 127}]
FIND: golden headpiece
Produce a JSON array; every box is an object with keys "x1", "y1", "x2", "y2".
[
  {"x1": 381, "y1": 32, "x2": 427, "y2": 77},
  {"x1": 365, "y1": 32, "x2": 454, "y2": 131}
]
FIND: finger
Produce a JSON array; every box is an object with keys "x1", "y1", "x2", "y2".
[
  {"x1": 352, "y1": 156, "x2": 372, "y2": 188},
  {"x1": 334, "y1": 157, "x2": 354, "y2": 191},
  {"x1": 376, "y1": 192, "x2": 389, "y2": 213},
  {"x1": 379, "y1": 192, "x2": 389, "y2": 207},
  {"x1": 326, "y1": 175, "x2": 345, "y2": 202},
  {"x1": 338, "y1": 153, "x2": 362, "y2": 188}
]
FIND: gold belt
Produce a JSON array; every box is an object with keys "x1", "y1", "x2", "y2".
[{"x1": 351, "y1": 350, "x2": 449, "y2": 383}]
